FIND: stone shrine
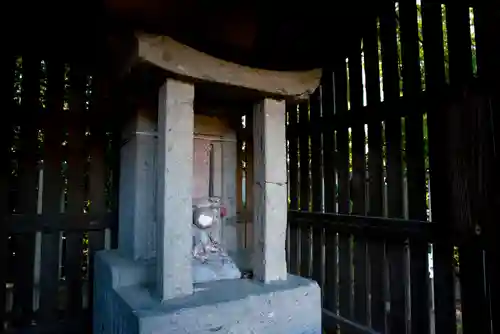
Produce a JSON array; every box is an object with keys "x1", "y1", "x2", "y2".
[{"x1": 93, "y1": 34, "x2": 322, "y2": 334}]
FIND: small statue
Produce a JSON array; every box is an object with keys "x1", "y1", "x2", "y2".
[
  {"x1": 192, "y1": 197, "x2": 241, "y2": 283},
  {"x1": 192, "y1": 197, "x2": 225, "y2": 261}
]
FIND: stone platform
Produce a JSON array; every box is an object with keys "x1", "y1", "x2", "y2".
[
  {"x1": 94, "y1": 251, "x2": 322, "y2": 334},
  {"x1": 192, "y1": 252, "x2": 241, "y2": 284}
]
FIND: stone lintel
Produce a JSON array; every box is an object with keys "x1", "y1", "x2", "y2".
[
  {"x1": 252, "y1": 98, "x2": 288, "y2": 283},
  {"x1": 156, "y1": 78, "x2": 195, "y2": 301},
  {"x1": 137, "y1": 34, "x2": 322, "y2": 100}
]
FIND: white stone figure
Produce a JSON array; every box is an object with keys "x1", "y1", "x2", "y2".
[{"x1": 192, "y1": 197, "x2": 241, "y2": 283}]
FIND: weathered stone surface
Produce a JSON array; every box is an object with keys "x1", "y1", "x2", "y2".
[
  {"x1": 156, "y1": 78, "x2": 195, "y2": 301},
  {"x1": 118, "y1": 109, "x2": 157, "y2": 261},
  {"x1": 252, "y1": 98, "x2": 288, "y2": 283},
  {"x1": 137, "y1": 34, "x2": 322, "y2": 99},
  {"x1": 135, "y1": 276, "x2": 321, "y2": 334},
  {"x1": 94, "y1": 250, "x2": 321, "y2": 334},
  {"x1": 192, "y1": 252, "x2": 241, "y2": 284},
  {"x1": 261, "y1": 99, "x2": 288, "y2": 185}
]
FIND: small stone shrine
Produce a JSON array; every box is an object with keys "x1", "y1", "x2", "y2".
[{"x1": 93, "y1": 33, "x2": 322, "y2": 334}]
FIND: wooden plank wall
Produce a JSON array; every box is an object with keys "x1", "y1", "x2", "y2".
[
  {"x1": 0, "y1": 55, "x2": 16, "y2": 332},
  {"x1": 286, "y1": 0, "x2": 498, "y2": 333},
  {"x1": 474, "y1": 2, "x2": 500, "y2": 332},
  {"x1": 1, "y1": 57, "x2": 119, "y2": 333}
]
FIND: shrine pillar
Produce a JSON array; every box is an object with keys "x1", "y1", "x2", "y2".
[
  {"x1": 155, "y1": 79, "x2": 195, "y2": 300},
  {"x1": 252, "y1": 98, "x2": 288, "y2": 282}
]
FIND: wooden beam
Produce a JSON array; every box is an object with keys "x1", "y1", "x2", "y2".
[{"x1": 136, "y1": 34, "x2": 322, "y2": 99}]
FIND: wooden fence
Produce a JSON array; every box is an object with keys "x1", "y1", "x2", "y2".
[
  {"x1": 2, "y1": 1, "x2": 498, "y2": 334},
  {"x1": 285, "y1": 1, "x2": 498, "y2": 333},
  {"x1": 0, "y1": 56, "x2": 120, "y2": 333}
]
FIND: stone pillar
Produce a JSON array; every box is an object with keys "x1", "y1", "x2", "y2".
[
  {"x1": 156, "y1": 79, "x2": 195, "y2": 301},
  {"x1": 118, "y1": 108, "x2": 157, "y2": 261},
  {"x1": 252, "y1": 98, "x2": 288, "y2": 282}
]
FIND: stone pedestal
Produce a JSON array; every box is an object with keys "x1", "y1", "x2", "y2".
[{"x1": 94, "y1": 251, "x2": 321, "y2": 334}]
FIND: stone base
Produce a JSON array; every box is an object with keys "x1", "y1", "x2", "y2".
[
  {"x1": 94, "y1": 250, "x2": 321, "y2": 334},
  {"x1": 192, "y1": 252, "x2": 241, "y2": 284}
]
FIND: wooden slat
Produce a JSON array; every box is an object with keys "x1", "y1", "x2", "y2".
[
  {"x1": 474, "y1": 4, "x2": 500, "y2": 332},
  {"x1": 380, "y1": 0, "x2": 403, "y2": 209},
  {"x1": 323, "y1": 310, "x2": 380, "y2": 334},
  {"x1": 447, "y1": 83, "x2": 492, "y2": 333},
  {"x1": 421, "y1": 1, "x2": 457, "y2": 333},
  {"x1": 349, "y1": 38, "x2": 369, "y2": 326},
  {"x1": 86, "y1": 77, "x2": 107, "y2": 322},
  {"x1": 310, "y1": 89, "x2": 323, "y2": 287},
  {"x1": 323, "y1": 227, "x2": 339, "y2": 314},
  {"x1": 335, "y1": 59, "x2": 353, "y2": 320},
  {"x1": 287, "y1": 222, "x2": 300, "y2": 277},
  {"x1": 321, "y1": 71, "x2": 338, "y2": 313},
  {"x1": 399, "y1": 1, "x2": 431, "y2": 333},
  {"x1": 322, "y1": 70, "x2": 337, "y2": 215},
  {"x1": 298, "y1": 100, "x2": 311, "y2": 277},
  {"x1": 103, "y1": 109, "x2": 121, "y2": 250},
  {"x1": 310, "y1": 90, "x2": 323, "y2": 214},
  {"x1": 363, "y1": 12, "x2": 387, "y2": 332},
  {"x1": 7, "y1": 105, "x2": 120, "y2": 127},
  {"x1": 488, "y1": 251, "x2": 499, "y2": 334},
  {"x1": 289, "y1": 211, "x2": 438, "y2": 241},
  {"x1": 287, "y1": 102, "x2": 300, "y2": 275},
  {"x1": 39, "y1": 59, "x2": 65, "y2": 324},
  {"x1": 0, "y1": 55, "x2": 15, "y2": 330},
  {"x1": 474, "y1": 3, "x2": 500, "y2": 87},
  {"x1": 111, "y1": 128, "x2": 121, "y2": 249},
  {"x1": 446, "y1": 5, "x2": 488, "y2": 332},
  {"x1": 65, "y1": 68, "x2": 87, "y2": 318},
  {"x1": 446, "y1": 3, "x2": 473, "y2": 87},
  {"x1": 12, "y1": 56, "x2": 39, "y2": 325},
  {"x1": 421, "y1": 0, "x2": 447, "y2": 93},
  {"x1": 380, "y1": 1, "x2": 407, "y2": 333},
  {"x1": 87, "y1": 130, "x2": 106, "y2": 315},
  {"x1": 5, "y1": 213, "x2": 116, "y2": 233},
  {"x1": 487, "y1": 242, "x2": 499, "y2": 334},
  {"x1": 329, "y1": 92, "x2": 428, "y2": 130}
]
